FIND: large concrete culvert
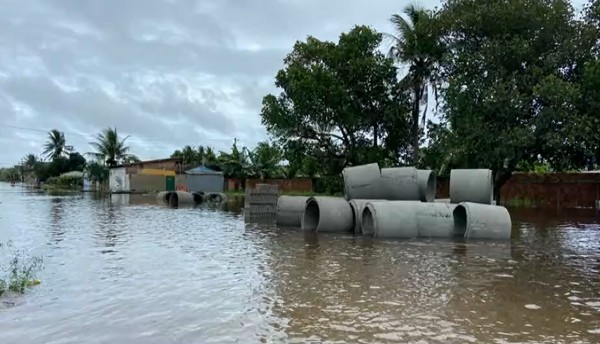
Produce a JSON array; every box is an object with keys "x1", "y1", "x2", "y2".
[
  {"x1": 452, "y1": 202, "x2": 512, "y2": 240},
  {"x1": 341, "y1": 163, "x2": 382, "y2": 200},
  {"x1": 157, "y1": 191, "x2": 173, "y2": 206},
  {"x1": 276, "y1": 196, "x2": 310, "y2": 228},
  {"x1": 168, "y1": 191, "x2": 196, "y2": 209},
  {"x1": 301, "y1": 197, "x2": 354, "y2": 233},
  {"x1": 450, "y1": 169, "x2": 494, "y2": 204},
  {"x1": 348, "y1": 199, "x2": 384, "y2": 234},
  {"x1": 379, "y1": 167, "x2": 420, "y2": 201}
]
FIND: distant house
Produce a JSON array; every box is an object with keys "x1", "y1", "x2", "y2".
[
  {"x1": 184, "y1": 165, "x2": 224, "y2": 193},
  {"x1": 109, "y1": 157, "x2": 183, "y2": 193}
]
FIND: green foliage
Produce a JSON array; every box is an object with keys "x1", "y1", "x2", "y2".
[
  {"x1": 260, "y1": 25, "x2": 411, "y2": 177},
  {"x1": 423, "y1": 0, "x2": 600, "y2": 198},
  {"x1": 42, "y1": 129, "x2": 67, "y2": 161},
  {"x1": 0, "y1": 167, "x2": 20, "y2": 182},
  {"x1": 85, "y1": 161, "x2": 109, "y2": 184},
  {"x1": 45, "y1": 176, "x2": 83, "y2": 189},
  {"x1": 218, "y1": 139, "x2": 250, "y2": 179},
  {"x1": 88, "y1": 127, "x2": 137, "y2": 167},
  {"x1": 0, "y1": 242, "x2": 43, "y2": 297},
  {"x1": 247, "y1": 141, "x2": 283, "y2": 179}
]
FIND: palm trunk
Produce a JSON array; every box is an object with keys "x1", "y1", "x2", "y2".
[{"x1": 412, "y1": 84, "x2": 421, "y2": 164}]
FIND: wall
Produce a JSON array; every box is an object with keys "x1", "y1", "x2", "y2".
[
  {"x1": 434, "y1": 172, "x2": 600, "y2": 209},
  {"x1": 125, "y1": 159, "x2": 182, "y2": 175},
  {"x1": 129, "y1": 174, "x2": 166, "y2": 193},
  {"x1": 501, "y1": 172, "x2": 600, "y2": 209},
  {"x1": 185, "y1": 174, "x2": 224, "y2": 193},
  {"x1": 245, "y1": 178, "x2": 313, "y2": 193},
  {"x1": 109, "y1": 167, "x2": 129, "y2": 192}
]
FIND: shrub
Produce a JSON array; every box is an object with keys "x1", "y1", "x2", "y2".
[{"x1": 0, "y1": 242, "x2": 43, "y2": 297}]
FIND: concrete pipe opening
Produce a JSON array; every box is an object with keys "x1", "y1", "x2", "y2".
[
  {"x1": 450, "y1": 169, "x2": 494, "y2": 204},
  {"x1": 301, "y1": 197, "x2": 354, "y2": 233},
  {"x1": 349, "y1": 199, "x2": 384, "y2": 235},
  {"x1": 192, "y1": 192, "x2": 204, "y2": 204},
  {"x1": 277, "y1": 196, "x2": 310, "y2": 228},
  {"x1": 156, "y1": 191, "x2": 172, "y2": 206},
  {"x1": 342, "y1": 163, "x2": 382, "y2": 200},
  {"x1": 452, "y1": 205, "x2": 468, "y2": 238},
  {"x1": 361, "y1": 205, "x2": 376, "y2": 236},
  {"x1": 452, "y1": 202, "x2": 512, "y2": 240},
  {"x1": 169, "y1": 191, "x2": 196, "y2": 208},
  {"x1": 417, "y1": 170, "x2": 437, "y2": 202},
  {"x1": 380, "y1": 167, "x2": 420, "y2": 200}
]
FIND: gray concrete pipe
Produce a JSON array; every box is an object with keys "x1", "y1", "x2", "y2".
[
  {"x1": 348, "y1": 199, "x2": 384, "y2": 234},
  {"x1": 156, "y1": 191, "x2": 172, "y2": 206},
  {"x1": 301, "y1": 196, "x2": 354, "y2": 233},
  {"x1": 276, "y1": 196, "x2": 310, "y2": 228},
  {"x1": 450, "y1": 169, "x2": 494, "y2": 204},
  {"x1": 342, "y1": 163, "x2": 382, "y2": 200},
  {"x1": 417, "y1": 169, "x2": 437, "y2": 202},
  {"x1": 361, "y1": 201, "x2": 458, "y2": 239},
  {"x1": 168, "y1": 191, "x2": 196, "y2": 208},
  {"x1": 453, "y1": 202, "x2": 512, "y2": 240},
  {"x1": 380, "y1": 167, "x2": 420, "y2": 200}
]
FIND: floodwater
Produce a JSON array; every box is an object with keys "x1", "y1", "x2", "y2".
[{"x1": 1, "y1": 183, "x2": 600, "y2": 343}]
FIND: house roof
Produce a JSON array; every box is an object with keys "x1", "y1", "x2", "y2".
[
  {"x1": 185, "y1": 165, "x2": 223, "y2": 175},
  {"x1": 109, "y1": 157, "x2": 183, "y2": 169}
]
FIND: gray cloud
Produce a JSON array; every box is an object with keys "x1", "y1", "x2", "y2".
[{"x1": 0, "y1": 0, "x2": 448, "y2": 167}]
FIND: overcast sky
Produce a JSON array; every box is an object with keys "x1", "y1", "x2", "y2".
[{"x1": 0, "y1": 0, "x2": 586, "y2": 167}]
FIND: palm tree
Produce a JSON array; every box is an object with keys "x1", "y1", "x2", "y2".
[
  {"x1": 248, "y1": 141, "x2": 283, "y2": 179},
  {"x1": 88, "y1": 127, "x2": 137, "y2": 167},
  {"x1": 387, "y1": 4, "x2": 445, "y2": 164},
  {"x1": 23, "y1": 154, "x2": 38, "y2": 171},
  {"x1": 43, "y1": 129, "x2": 67, "y2": 160},
  {"x1": 181, "y1": 145, "x2": 196, "y2": 165}
]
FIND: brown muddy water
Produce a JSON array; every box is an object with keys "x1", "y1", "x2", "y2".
[{"x1": 2, "y1": 183, "x2": 600, "y2": 343}]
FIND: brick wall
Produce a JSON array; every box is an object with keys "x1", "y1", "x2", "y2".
[
  {"x1": 435, "y1": 172, "x2": 600, "y2": 209},
  {"x1": 245, "y1": 178, "x2": 313, "y2": 193},
  {"x1": 125, "y1": 159, "x2": 183, "y2": 175}
]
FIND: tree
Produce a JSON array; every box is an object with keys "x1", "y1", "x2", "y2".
[
  {"x1": 85, "y1": 161, "x2": 109, "y2": 186},
  {"x1": 248, "y1": 141, "x2": 283, "y2": 179},
  {"x1": 23, "y1": 154, "x2": 38, "y2": 172},
  {"x1": 42, "y1": 129, "x2": 67, "y2": 161},
  {"x1": 435, "y1": 0, "x2": 594, "y2": 201},
  {"x1": 89, "y1": 127, "x2": 137, "y2": 167},
  {"x1": 388, "y1": 4, "x2": 445, "y2": 163},
  {"x1": 66, "y1": 152, "x2": 86, "y2": 172},
  {"x1": 218, "y1": 139, "x2": 249, "y2": 179},
  {"x1": 260, "y1": 25, "x2": 411, "y2": 177}
]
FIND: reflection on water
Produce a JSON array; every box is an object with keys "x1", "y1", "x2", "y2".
[{"x1": 1, "y1": 183, "x2": 600, "y2": 343}]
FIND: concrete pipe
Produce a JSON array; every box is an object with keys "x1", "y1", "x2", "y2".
[
  {"x1": 168, "y1": 191, "x2": 196, "y2": 208},
  {"x1": 156, "y1": 191, "x2": 172, "y2": 206},
  {"x1": 450, "y1": 169, "x2": 494, "y2": 204},
  {"x1": 341, "y1": 163, "x2": 382, "y2": 200},
  {"x1": 417, "y1": 203, "x2": 458, "y2": 238},
  {"x1": 301, "y1": 196, "x2": 354, "y2": 233},
  {"x1": 361, "y1": 201, "x2": 420, "y2": 239},
  {"x1": 191, "y1": 191, "x2": 205, "y2": 204},
  {"x1": 348, "y1": 199, "x2": 384, "y2": 234},
  {"x1": 204, "y1": 192, "x2": 227, "y2": 204},
  {"x1": 380, "y1": 167, "x2": 420, "y2": 200},
  {"x1": 417, "y1": 170, "x2": 437, "y2": 202},
  {"x1": 276, "y1": 196, "x2": 310, "y2": 228},
  {"x1": 453, "y1": 202, "x2": 512, "y2": 240},
  {"x1": 361, "y1": 201, "x2": 458, "y2": 239}
]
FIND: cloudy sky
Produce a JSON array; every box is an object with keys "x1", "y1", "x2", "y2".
[{"x1": 0, "y1": 0, "x2": 586, "y2": 167}]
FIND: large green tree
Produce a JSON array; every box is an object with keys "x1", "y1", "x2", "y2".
[
  {"x1": 89, "y1": 127, "x2": 137, "y2": 167},
  {"x1": 388, "y1": 5, "x2": 445, "y2": 163},
  {"x1": 248, "y1": 141, "x2": 283, "y2": 179},
  {"x1": 433, "y1": 0, "x2": 596, "y2": 201},
  {"x1": 260, "y1": 25, "x2": 411, "y2": 176},
  {"x1": 42, "y1": 129, "x2": 67, "y2": 161}
]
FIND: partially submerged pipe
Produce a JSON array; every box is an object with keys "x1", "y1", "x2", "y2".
[
  {"x1": 362, "y1": 201, "x2": 458, "y2": 239},
  {"x1": 453, "y1": 202, "x2": 512, "y2": 240},
  {"x1": 348, "y1": 199, "x2": 384, "y2": 234},
  {"x1": 168, "y1": 191, "x2": 196, "y2": 208},
  {"x1": 301, "y1": 197, "x2": 354, "y2": 233},
  {"x1": 416, "y1": 170, "x2": 437, "y2": 202},
  {"x1": 276, "y1": 196, "x2": 310, "y2": 228},
  {"x1": 156, "y1": 191, "x2": 172, "y2": 206},
  {"x1": 342, "y1": 163, "x2": 381, "y2": 200},
  {"x1": 450, "y1": 169, "x2": 494, "y2": 204},
  {"x1": 380, "y1": 167, "x2": 420, "y2": 200}
]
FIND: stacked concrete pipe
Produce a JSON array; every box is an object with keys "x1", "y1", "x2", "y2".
[
  {"x1": 453, "y1": 202, "x2": 512, "y2": 240},
  {"x1": 276, "y1": 196, "x2": 310, "y2": 227},
  {"x1": 417, "y1": 170, "x2": 436, "y2": 202},
  {"x1": 301, "y1": 196, "x2": 354, "y2": 233},
  {"x1": 361, "y1": 201, "x2": 458, "y2": 239},
  {"x1": 450, "y1": 169, "x2": 494, "y2": 204},
  {"x1": 341, "y1": 163, "x2": 382, "y2": 200},
  {"x1": 379, "y1": 167, "x2": 421, "y2": 200}
]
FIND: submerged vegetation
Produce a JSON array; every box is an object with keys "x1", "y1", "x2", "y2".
[{"x1": 0, "y1": 242, "x2": 43, "y2": 297}]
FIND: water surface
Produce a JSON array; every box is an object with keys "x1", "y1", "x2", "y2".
[{"x1": 1, "y1": 183, "x2": 600, "y2": 343}]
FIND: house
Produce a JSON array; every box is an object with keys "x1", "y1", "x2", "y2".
[
  {"x1": 183, "y1": 165, "x2": 224, "y2": 193},
  {"x1": 109, "y1": 157, "x2": 183, "y2": 193}
]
